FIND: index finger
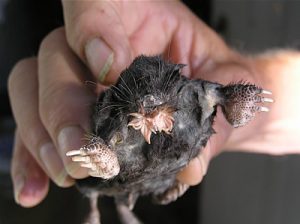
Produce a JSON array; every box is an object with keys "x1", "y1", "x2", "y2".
[{"x1": 38, "y1": 28, "x2": 95, "y2": 179}]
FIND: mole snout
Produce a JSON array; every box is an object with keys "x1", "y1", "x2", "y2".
[{"x1": 142, "y1": 94, "x2": 164, "y2": 110}]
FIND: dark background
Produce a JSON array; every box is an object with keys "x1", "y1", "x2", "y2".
[{"x1": 0, "y1": 1, "x2": 300, "y2": 224}]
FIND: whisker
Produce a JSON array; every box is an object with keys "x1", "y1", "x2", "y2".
[
  {"x1": 119, "y1": 83, "x2": 133, "y2": 98},
  {"x1": 128, "y1": 70, "x2": 138, "y2": 92},
  {"x1": 119, "y1": 75, "x2": 134, "y2": 97},
  {"x1": 97, "y1": 104, "x2": 124, "y2": 113},
  {"x1": 110, "y1": 86, "x2": 136, "y2": 106},
  {"x1": 163, "y1": 67, "x2": 175, "y2": 93},
  {"x1": 111, "y1": 85, "x2": 128, "y2": 100}
]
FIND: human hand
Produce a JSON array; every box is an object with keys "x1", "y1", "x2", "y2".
[
  {"x1": 9, "y1": 0, "x2": 294, "y2": 208},
  {"x1": 9, "y1": 1, "x2": 232, "y2": 207}
]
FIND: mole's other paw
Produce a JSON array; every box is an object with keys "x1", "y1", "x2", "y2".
[
  {"x1": 153, "y1": 182, "x2": 189, "y2": 205},
  {"x1": 220, "y1": 84, "x2": 273, "y2": 128},
  {"x1": 66, "y1": 137, "x2": 120, "y2": 179}
]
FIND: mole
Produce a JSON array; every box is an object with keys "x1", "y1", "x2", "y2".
[{"x1": 66, "y1": 55, "x2": 273, "y2": 224}]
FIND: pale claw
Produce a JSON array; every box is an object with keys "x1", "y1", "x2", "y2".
[
  {"x1": 66, "y1": 138, "x2": 120, "y2": 179},
  {"x1": 260, "y1": 89, "x2": 274, "y2": 103},
  {"x1": 72, "y1": 156, "x2": 91, "y2": 163},
  {"x1": 260, "y1": 106, "x2": 270, "y2": 112},
  {"x1": 261, "y1": 97, "x2": 274, "y2": 103},
  {"x1": 66, "y1": 149, "x2": 86, "y2": 156},
  {"x1": 261, "y1": 90, "x2": 272, "y2": 95}
]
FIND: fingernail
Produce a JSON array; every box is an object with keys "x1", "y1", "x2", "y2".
[
  {"x1": 58, "y1": 126, "x2": 84, "y2": 153},
  {"x1": 85, "y1": 38, "x2": 114, "y2": 83},
  {"x1": 57, "y1": 126, "x2": 88, "y2": 178},
  {"x1": 40, "y1": 142, "x2": 74, "y2": 187},
  {"x1": 13, "y1": 174, "x2": 25, "y2": 204}
]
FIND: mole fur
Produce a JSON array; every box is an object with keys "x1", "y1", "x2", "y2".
[{"x1": 70, "y1": 55, "x2": 272, "y2": 224}]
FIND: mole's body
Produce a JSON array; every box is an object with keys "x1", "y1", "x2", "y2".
[{"x1": 66, "y1": 55, "x2": 273, "y2": 224}]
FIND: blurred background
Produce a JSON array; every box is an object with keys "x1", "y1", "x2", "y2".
[{"x1": 0, "y1": 0, "x2": 300, "y2": 224}]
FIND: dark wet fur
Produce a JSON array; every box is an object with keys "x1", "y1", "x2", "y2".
[{"x1": 77, "y1": 55, "x2": 220, "y2": 204}]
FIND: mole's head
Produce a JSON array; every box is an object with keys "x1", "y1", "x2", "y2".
[{"x1": 99, "y1": 55, "x2": 185, "y2": 144}]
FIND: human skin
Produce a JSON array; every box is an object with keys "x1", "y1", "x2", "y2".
[{"x1": 8, "y1": 1, "x2": 300, "y2": 208}]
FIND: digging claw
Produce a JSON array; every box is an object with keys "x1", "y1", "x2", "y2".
[
  {"x1": 261, "y1": 97, "x2": 274, "y2": 103},
  {"x1": 261, "y1": 89, "x2": 272, "y2": 95},
  {"x1": 66, "y1": 149, "x2": 86, "y2": 156},
  {"x1": 259, "y1": 89, "x2": 273, "y2": 113},
  {"x1": 66, "y1": 139, "x2": 120, "y2": 179},
  {"x1": 260, "y1": 106, "x2": 270, "y2": 112},
  {"x1": 72, "y1": 156, "x2": 91, "y2": 163}
]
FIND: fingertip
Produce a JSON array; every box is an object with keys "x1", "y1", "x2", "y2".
[
  {"x1": 84, "y1": 38, "x2": 114, "y2": 83},
  {"x1": 64, "y1": 2, "x2": 133, "y2": 85},
  {"x1": 57, "y1": 125, "x2": 89, "y2": 179},
  {"x1": 176, "y1": 157, "x2": 204, "y2": 186},
  {"x1": 176, "y1": 147, "x2": 212, "y2": 186},
  {"x1": 53, "y1": 170, "x2": 75, "y2": 188},
  {"x1": 15, "y1": 171, "x2": 49, "y2": 208},
  {"x1": 84, "y1": 36, "x2": 133, "y2": 85},
  {"x1": 39, "y1": 142, "x2": 78, "y2": 187},
  {"x1": 12, "y1": 132, "x2": 50, "y2": 208}
]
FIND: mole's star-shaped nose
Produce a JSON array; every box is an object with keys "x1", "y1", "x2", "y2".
[{"x1": 128, "y1": 106, "x2": 175, "y2": 144}]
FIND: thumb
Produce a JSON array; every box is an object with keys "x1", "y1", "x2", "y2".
[
  {"x1": 62, "y1": 1, "x2": 133, "y2": 84},
  {"x1": 176, "y1": 108, "x2": 233, "y2": 185}
]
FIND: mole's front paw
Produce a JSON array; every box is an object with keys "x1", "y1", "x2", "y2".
[
  {"x1": 66, "y1": 138, "x2": 120, "y2": 179},
  {"x1": 220, "y1": 84, "x2": 274, "y2": 128}
]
